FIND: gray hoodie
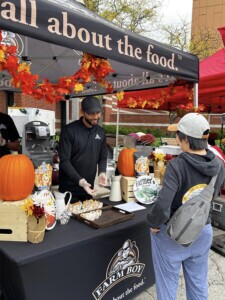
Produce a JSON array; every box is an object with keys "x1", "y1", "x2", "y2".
[{"x1": 146, "y1": 150, "x2": 225, "y2": 228}]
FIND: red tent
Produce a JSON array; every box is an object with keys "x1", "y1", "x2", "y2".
[
  {"x1": 118, "y1": 30, "x2": 225, "y2": 113},
  {"x1": 198, "y1": 48, "x2": 225, "y2": 113}
]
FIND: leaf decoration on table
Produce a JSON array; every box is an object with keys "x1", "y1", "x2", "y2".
[{"x1": 0, "y1": 30, "x2": 114, "y2": 103}]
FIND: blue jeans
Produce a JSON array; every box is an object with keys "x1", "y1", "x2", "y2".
[{"x1": 150, "y1": 223, "x2": 213, "y2": 300}]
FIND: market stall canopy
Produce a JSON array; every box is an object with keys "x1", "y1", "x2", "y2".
[
  {"x1": 0, "y1": 0, "x2": 199, "y2": 98},
  {"x1": 118, "y1": 27, "x2": 225, "y2": 113},
  {"x1": 118, "y1": 47, "x2": 225, "y2": 113},
  {"x1": 198, "y1": 48, "x2": 225, "y2": 113}
]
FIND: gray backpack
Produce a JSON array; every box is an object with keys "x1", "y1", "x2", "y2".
[{"x1": 166, "y1": 174, "x2": 218, "y2": 247}]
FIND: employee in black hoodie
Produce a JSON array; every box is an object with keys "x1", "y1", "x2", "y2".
[
  {"x1": 0, "y1": 112, "x2": 20, "y2": 158},
  {"x1": 58, "y1": 96, "x2": 107, "y2": 203},
  {"x1": 146, "y1": 113, "x2": 225, "y2": 300}
]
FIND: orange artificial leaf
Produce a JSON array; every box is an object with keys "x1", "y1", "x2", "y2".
[
  {"x1": 127, "y1": 97, "x2": 137, "y2": 108},
  {"x1": 152, "y1": 101, "x2": 160, "y2": 109},
  {"x1": 116, "y1": 91, "x2": 124, "y2": 101},
  {"x1": 0, "y1": 49, "x2": 5, "y2": 62},
  {"x1": 142, "y1": 100, "x2": 147, "y2": 109},
  {"x1": 18, "y1": 62, "x2": 30, "y2": 73},
  {"x1": 57, "y1": 88, "x2": 70, "y2": 95},
  {"x1": 74, "y1": 83, "x2": 84, "y2": 92}
]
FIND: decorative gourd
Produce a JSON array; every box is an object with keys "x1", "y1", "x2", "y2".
[
  {"x1": 117, "y1": 148, "x2": 137, "y2": 177},
  {"x1": 0, "y1": 152, "x2": 35, "y2": 201}
]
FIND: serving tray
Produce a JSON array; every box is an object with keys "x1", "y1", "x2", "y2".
[{"x1": 72, "y1": 206, "x2": 134, "y2": 229}]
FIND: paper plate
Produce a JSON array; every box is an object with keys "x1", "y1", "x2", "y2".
[
  {"x1": 133, "y1": 175, "x2": 159, "y2": 204},
  {"x1": 45, "y1": 213, "x2": 57, "y2": 230}
]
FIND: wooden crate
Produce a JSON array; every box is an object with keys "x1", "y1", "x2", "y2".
[
  {"x1": 121, "y1": 176, "x2": 136, "y2": 202},
  {"x1": 121, "y1": 174, "x2": 161, "y2": 203},
  {"x1": 121, "y1": 175, "x2": 161, "y2": 202},
  {"x1": 0, "y1": 200, "x2": 28, "y2": 242}
]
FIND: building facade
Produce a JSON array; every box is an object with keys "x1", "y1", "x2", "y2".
[{"x1": 192, "y1": 0, "x2": 225, "y2": 48}]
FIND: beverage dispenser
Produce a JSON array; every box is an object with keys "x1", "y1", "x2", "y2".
[{"x1": 22, "y1": 121, "x2": 53, "y2": 167}]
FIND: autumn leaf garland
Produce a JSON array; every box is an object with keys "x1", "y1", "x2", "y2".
[
  {"x1": 177, "y1": 102, "x2": 205, "y2": 112},
  {"x1": 0, "y1": 30, "x2": 114, "y2": 103},
  {"x1": 117, "y1": 89, "x2": 168, "y2": 109},
  {"x1": 116, "y1": 79, "x2": 196, "y2": 110}
]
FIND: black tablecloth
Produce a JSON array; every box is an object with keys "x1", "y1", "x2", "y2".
[{"x1": 0, "y1": 199, "x2": 155, "y2": 300}]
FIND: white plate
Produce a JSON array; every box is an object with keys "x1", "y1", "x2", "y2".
[{"x1": 133, "y1": 175, "x2": 159, "y2": 204}]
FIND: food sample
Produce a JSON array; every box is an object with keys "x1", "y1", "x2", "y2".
[
  {"x1": 69, "y1": 199, "x2": 103, "y2": 215},
  {"x1": 80, "y1": 209, "x2": 102, "y2": 221}
]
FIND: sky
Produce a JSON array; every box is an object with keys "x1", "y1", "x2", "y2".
[{"x1": 161, "y1": 0, "x2": 193, "y2": 25}]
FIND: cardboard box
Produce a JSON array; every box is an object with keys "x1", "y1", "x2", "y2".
[
  {"x1": 0, "y1": 200, "x2": 28, "y2": 242},
  {"x1": 121, "y1": 176, "x2": 136, "y2": 202}
]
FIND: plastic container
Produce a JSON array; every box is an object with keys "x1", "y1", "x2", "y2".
[{"x1": 158, "y1": 145, "x2": 182, "y2": 156}]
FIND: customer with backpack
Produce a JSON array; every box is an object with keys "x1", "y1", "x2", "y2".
[{"x1": 146, "y1": 113, "x2": 225, "y2": 300}]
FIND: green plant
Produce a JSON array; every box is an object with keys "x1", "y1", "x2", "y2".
[
  {"x1": 152, "y1": 138, "x2": 161, "y2": 148},
  {"x1": 102, "y1": 125, "x2": 165, "y2": 138}
]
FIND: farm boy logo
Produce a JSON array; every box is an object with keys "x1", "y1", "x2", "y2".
[{"x1": 92, "y1": 240, "x2": 145, "y2": 300}]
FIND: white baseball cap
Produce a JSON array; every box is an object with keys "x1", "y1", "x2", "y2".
[{"x1": 167, "y1": 113, "x2": 210, "y2": 139}]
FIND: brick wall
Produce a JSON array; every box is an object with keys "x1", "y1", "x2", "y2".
[
  {"x1": 1, "y1": 91, "x2": 62, "y2": 135},
  {"x1": 14, "y1": 93, "x2": 56, "y2": 110},
  {"x1": 0, "y1": 91, "x2": 6, "y2": 113},
  {"x1": 102, "y1": 97, "x2": 223, "y2": 134}
]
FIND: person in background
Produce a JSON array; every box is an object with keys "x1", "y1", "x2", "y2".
[
  {"x1": 58, "y1": 96, "x2": 107, "y2": 203},
  {"x1": 0, "y1": 112, "x2": 20, "y2": 158},
  {"x1": 208, "y1": 143, "x2": 225, "y2": 165},
  {"x1": 146, "y1": 113, "x2": 225, "y2": 300}
]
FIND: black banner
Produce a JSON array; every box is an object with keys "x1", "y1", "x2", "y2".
[{"x1": 0, "y1": 0, "x2": 199, "y2": 87}]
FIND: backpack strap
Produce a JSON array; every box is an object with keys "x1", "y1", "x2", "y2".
[
  {"x1": 208, "y1": 174, "x2": 218, "y2": 188},
  {"x1": 207, "y1": 161, "x2": 221, "y2": 200},
  {"x1": 208, "y1": 156, "x2": 223, "y2": 188}
]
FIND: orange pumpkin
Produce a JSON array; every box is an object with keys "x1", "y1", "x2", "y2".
[
  {"x1": 117, "y1": 148, "x2": 137, "y2": 177},
  {"x1": 0, "y1": 153, "x2": 35, "y2": 201}
]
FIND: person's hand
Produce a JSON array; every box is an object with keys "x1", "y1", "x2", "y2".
[
  {"x1": 79, "y1": 178, "x2": 97, "y2": 197},
  {"x1": 150, "y1": 228, "x2": 160, "y2": 234},
  {"x1": 98, "y1": 173, "x2": 107, "y2": 187},
  {"x1": 0, "y1": 134, "x2": 6, "y2": 147}
]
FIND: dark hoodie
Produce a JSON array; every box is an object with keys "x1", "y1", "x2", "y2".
[{"x1": 146, "y1": 149, "x2": 225, "y2": 228}]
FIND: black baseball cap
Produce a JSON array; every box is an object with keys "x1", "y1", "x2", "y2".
[{"x1": 81, "y1": 96, "x2": 102, "y2": 114}]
